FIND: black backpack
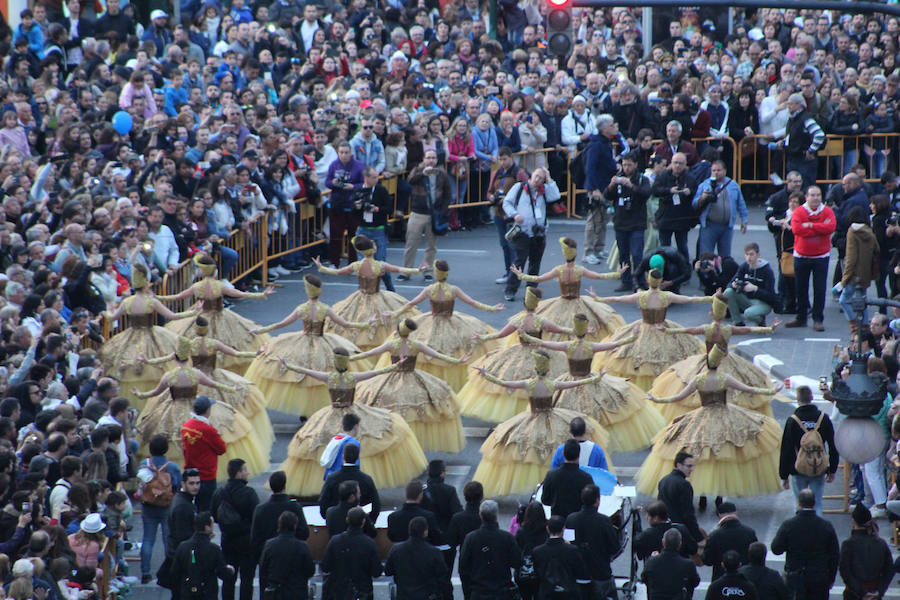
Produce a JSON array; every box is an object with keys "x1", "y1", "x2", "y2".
[
  {"x1": 215, "y1": 495, "x2": 242, "y2": 535},
  {"x1": 542, "y1": 554, "x2": 574, "y2": 596}
]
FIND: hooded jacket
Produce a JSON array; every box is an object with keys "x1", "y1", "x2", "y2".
[
  {"x1": 842, "y1": 223, "x2": 880, "y2": 287},
  {"x1": 779, "y1": 404, "x2": 839, "y2": 479},
  {"x1": 730, "y1": 259, "x2": 779, "y2": 306}
]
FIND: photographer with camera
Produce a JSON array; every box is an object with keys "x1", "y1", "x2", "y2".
[
  {"x1": 502, "y1": 167, "x2": 560, "y2": 301},
  {"x1": 694, "y1": 252, "x2": 740, "y2": 297},
  {"x1": 403, "y1": 149, "x2": 451, "y2": 283},
  {"x1": 693, "y1": 160, "x2": 748, "y2": 257},
  {"x1": 651, "y1": 152, "x2": 698, "y2": 263},
  {"x1": 606, "y1": 151, "x2": 651, "y2": 292},
  {"x1": 582, "y1": 114, "x2": 626, "y2": 265},
  {"x1": 355, "y1": 166, "x2": 395, "y2": 291},
  {"x1": 724, "y1": 243, "x2": 778, "y2": 326},
  {"x1": 325, "y1": 142, "x2": 366, "y2": 268},
  {"x1": 487, "y1": 147, "x2": 529, "y2": 285}
]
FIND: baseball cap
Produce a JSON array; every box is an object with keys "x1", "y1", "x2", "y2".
[
  {"x1": 360, "y1": 100, "x2": 374, "y2": 109},
  {"x1": 150, "y1": 9, "x2": 168, "y2": 20},
  {"x1": 193, "y1": 396, "x2": 215, "y2": 414}
]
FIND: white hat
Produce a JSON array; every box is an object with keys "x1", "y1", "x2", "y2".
[
  {"x1": 572, "y1": 95, "x2": 587, "y2": 104},
  {"x1": 150, "y1": 9, "x2": 168, "y2": 20},
  {"x1": 80, "y1": 513, "x2": 106, "y2": 534},
  {"x1": 390, "y1": 51, "x2": 408, "y2": 63}
]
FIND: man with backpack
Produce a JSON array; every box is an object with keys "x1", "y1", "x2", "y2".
[
  {"x1": 532, "y1": 515, "x2": 591, "y2": 600},
  {"x1": 565, "y1": 484, "x2": 619, "y2": 600},
  {"x1": 779, "y1": 386, "x2": 839, "y2": 515},
  {"x1": 170, "y1": 511, "x2": 234, "y2": 600},
  {"x1": 138, "y1": 434, "x2": 181, "y2": 584},
  {"x1": 211, "y1": 459, "x2": 259, "y2": 600}
]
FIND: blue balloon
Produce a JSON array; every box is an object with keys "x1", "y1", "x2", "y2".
[{"x1": 112, "y1": 111, "x2": 133, "y2": 135}]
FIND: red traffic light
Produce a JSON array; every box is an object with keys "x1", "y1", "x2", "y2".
[{"x1": 548, "y1": 0, "x2": 569, "y2": 6}]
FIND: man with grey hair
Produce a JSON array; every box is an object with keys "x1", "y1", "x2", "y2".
[
  {"x1": 641, "y1": 527, "x2": 700, "y2": 599},
  {"x1": 581, "y1": 114, "x2": 624, "y2": 264},
  {"x1": 774, "y1": 93, "x2": 825, "y2": 186},
  {"x1": 5, "y1": 282, "x2": 24, "y2": 311},
  {"x1": 52, "y1": 224, "x2": 86, "y2": 273},
  {"x1": 654, "y1": 121, "x2": 699, "y2": 166},
  {"x1": 459, "y1": 499, "x2": 522, "y2": 599}
]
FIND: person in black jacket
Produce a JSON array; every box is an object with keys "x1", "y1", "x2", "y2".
[
  {"x1": 258, "y1": 512, "x2": 315, "y2": 600},
  {"x1": 459, "y1": 499, "x2": 523, "y2": 600},
  {"x1": 250, "y1": 471, "x2": 308, "y2": 594},
  {"x1": 694, "y1": 252, "x2": 740, "y2": 297},
  {"x1": 705, "y1": 550, "x2": 758, "y2": 600},
  {"x1": 701, "y1": 501, "x2": 758, "y2": 580},
  {"x1": 739, "y1": 542, "x2": 790, "y2": 600},
  {"x1": 421, "y1": 459, "x2": 462, "y2": 569},
  {"x1": 387, "y1": 480, "x2": 443, "y2": 546},
  {"x1": 321, "y1": 507, "x2": 383, "y2": 600},
  {"x1": 651, "y1": 152, "x2": 698, "y2": 263},
  {"x1": 355, "y1": 167, "x2": 398, "y2": 290},
  {"x1": 446, "y1": 481, "x2": 483, "y2": 560},
  {"x1": 779, "y1": 386, "x2": 839, "y2": 514},
  {"x1": 318, "y1": 444, "x2": 381, "y2": 522},
  {"x1": 210, "y1": 459, "x2": 260, "y2": 600},
  {"x1": 724, "y1": 243, "x2": 779, "y2": 325},
  {"x1": 839, "y1": 503, "x2": 894, "y2": 600},
  {"x1": 326, "y1": 480, "x2": 376, "y2": 537},
  {"x1": 607, "y1": 152, "x2": 651, "y2": 292},
  {"x1": 385, "y1": 516, "x2": 451, "y2": 600},
  {"x1": 633, "y1": 501, "x2": 698, "y2": 561},
  {"x1": 771, "y1": 489, "x2": 840, "y2": 600},
  {"x1": 540, "y1": 439, "x2": 593, "y2": 518},
  {"x1": 565, "y1": 484, "x2": 619, "y2": 599},
  {"x1": 657, "y1": 452, "x2": 702, "y2": 543},
  {"x1": 166, "y1": 468, "x2": 200, "y2": 558},
  {"x1": 170, "y1": 512, "x2": 234, "y2": 600},
  {"x1": 633, "y1": 246, "x2": 692, "y2": 293},
  {"x1": 641, "y1": 528, "x2": 700, "y2": 600},
  {"x1": 532, "y1": 515, "x2": 591, "y2": 600},
  {"x1": 514, "y1": 502, "x2": 548, "y2": 600}
]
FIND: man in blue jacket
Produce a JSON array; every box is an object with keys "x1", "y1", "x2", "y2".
[
  {"x1": 583, "y1": 114, "x2": 627, "y2": 264},
  {"x1": 692, "y1": 160, "x2": 748, "y2": 257},
  {"x1": 725, "y1": 242, "x2": 779, "y2": 325}
]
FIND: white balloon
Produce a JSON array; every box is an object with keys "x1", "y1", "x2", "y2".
[{"x1": 834, "y1": 417, "x2": 887, "y2": 465}]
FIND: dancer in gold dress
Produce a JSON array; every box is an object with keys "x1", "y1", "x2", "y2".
[
  {"x1": 459, "y1": 287, "x2": 571, "y2": 423},
  {"x1": 650, "y1": 293, "x2": 781, "y2": 420},
  {"x1": 314, "y1": 235, "x2": 422, "y2": 351},
  {"x1": 244, "y1": 274, "x2": 374, "y2": 416},
  {"x1": 133, "y1": 337, "x2": 268, "y2": 479},
  {"x1": 507, "y1": 237, "x2": 626, "y2": 342},
  {"x1": 138, "y1": 316, "x2": 274, "y2": 452},
  {"x1": 351, "y1": 318, "x2": 466, "y2": 453},
  {"x1": 383, "y1": 259, "x2": 503, "y2": 392},
  {"x1": 637, "y1": 345, "x2": 783, "y2": 498},
  {"x1": 277, "y1": 348, "x2": 427, "y2": 496},
  {"x1": 590, "y1": 269, "x2": 709, "y2": 391},
  {"x1": 157, "y1": 254, "x2": 274, "y2": 374},
  {"x1": 98, "y1": 264, "x2": 198, "y2": 411},
  {"x1": 521, "y1": 314, "x2": 666, "y2": 452},
  {"x1": 471, "y1": 350, "x2": 610, "y2": 497}
]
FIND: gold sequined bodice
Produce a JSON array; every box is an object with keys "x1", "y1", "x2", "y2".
[
  {"x1": 303, "y1": 318, "x2": 325, "y2": 336},
  {"x1": 201, "y1": 296, "x2": 224, "y2": 312},
  {"x1": 705, "y1": 324, "x2": 731, "y2": 353},
  {"x1": 130, "y1": 314, "x2": 154, "y2": 328},
  {"x1": 698, "y1": 388, "x2": 727, "y2": 407},
  {"x1": 359, "y1": 273, "x2": 381, "y2": 294},
  {"x1": 329, "y1": 387, "x2": 355, "y2": 408},
  {"x1": 192, "y1": 353, "x2": 216, "y2": 374},
  {"x1": 559, "y1": 279, "x2": 580, "y2": 299},
  {"x1": 391, "y1": 353, "x2": 418, "y2": 371},
  {"x1": 568, "y1": 357, "x2": 593, "y2": 378},
  {"x1": 641, "y1": 307, "x2": 667, "y2": 324},
  {"x1": 430, "y1": 298, "x2": 455, "y2": 316},
  {"x1": 170, "y1": 383, "x2": 198, "y2": 401}
]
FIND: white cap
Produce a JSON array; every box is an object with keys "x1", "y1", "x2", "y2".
[
  {"x1": 390, "y1": 51, "x2": 408, "y2": 63},
  {"x1": 572, "y1": 95, "x2": 587, "y2": 104},
  {"x1": 150, "y1": 9, "x2": 168, "y2": 20}
]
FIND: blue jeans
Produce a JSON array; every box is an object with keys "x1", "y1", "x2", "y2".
[
  {"x1": 220, "y1": 245, "x2": 238, "y2": 279},
  {"x1": 698, "y1": 222, "x2": 734, "y2": 257},
  {"x1": 790, "y1": 473, "x2": 826, "y2": 516},
  {"x1": 357, "y1": 225, "x2": 393, "y2": 291},
  {"x1": 493, "y1": 215, "x2": 513, "y2": 275},
  {"x1": 615, "y1": 229, "x2": 644, "y2": 287},
  {"x1": 794, "y1": 255, "x2": 830, "y2": 324},
  {"x1": 838, "y1": 283, "x2": 869, "y2": 322},
  {"x1": 140, "y1": 506, "x2": 170, "y2": 576}
]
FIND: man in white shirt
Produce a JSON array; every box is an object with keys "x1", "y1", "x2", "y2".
[
  {"x1": 97, "y1": 397, "x2": 133, "y2": 476},
  {"x1": 561, "y1": 95, "x2": 597, "y2": 154},
  {"x1": 299, "y1": 4, "x2": 321, "y2": 53},
  {"x1": 147, "y1": 206, "x2": 179, "y2": 275},
  {"x1": 49, "y1": 456, "x2": 83, "y2": 519}
]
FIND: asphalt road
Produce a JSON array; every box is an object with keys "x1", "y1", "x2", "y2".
[{"x1": 125, "y1": 206, "x2": 896, "y2": 600}]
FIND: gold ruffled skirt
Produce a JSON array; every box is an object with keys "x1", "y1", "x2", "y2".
[
  {"x1": 135, "y1": 397, "x2": 268, "y2": 481},
  {"x1": 99, "y1": 326, "x2": 179, "y2": 412},
  {"x1": 166, "y1": 308, "x2": 270, "y2": 375},
  {"x1": 244, "y1": 332, "x2": 372, "y2": 416},
  {"x1": 376, "y1": 313, "x2": 499, "y2": 392},
  {"x1": 197, "y1": 368, "x2": 274, "y2": 452},
  {"x1": 356, "y1": 368, "x2": 464, "y2": 453},
  {"x1": 651, "y1": 353, "x2": 775, "y2": 421},
  {"x1": 473, "y1": 408, "x2": 610, "y2": 497},
  {"x1": 554, "y1": 373, "x2": 666, "y2": 452},
  {"x1": 325, "y1": 291, "x2": 422, "y2": 351},
  {"x1": 636, "y1": 403, "x2": 782, "y2": 498},
  {"x1": 278, "y1": 403, "x2": 427, "y2": 497},
  {"x1": 458, "y1": 337, "x2": 568, "y2": 423},
  {"x1": 593, "y1": 320, "x2": 705, "y2": 391},
  {"x1": 533, "y1": 296, "x2": 626, "y2": 342}
]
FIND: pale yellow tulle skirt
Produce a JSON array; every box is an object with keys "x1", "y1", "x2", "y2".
[
  {"x1": 651, "y1": 353, "x2": 775, "y2": 421},
  {"x1": 355, "y1": 367, "x2": 465, "y2": 453},
  {"x1": 636, "y1": 403, "x2": 782, "y2": 498},
  {"x1": 458, "y1": 338, "x2": 568, "y2": 423},
  {"x1": 473, "y1": 407, "x2": 610, "y2": 497},
  {"x1": 278, "y1": 403, "x2": 427, "y2": 497},
  {"x1": 593, "y1": 320, "x2": 705, "y2": 391},
  {"x1": 99, "y1": 326, "x2": 179, "y2": 412},
  {"x1": 376, "y1": 312, "x2": 499, "y2": 392},
  {"x1": 325, "y1": 290, "x2": 422, "y2": 352},
  {"x1": 553, "y1": 373, "x2": 666, "y2": 452},
  {"x1": 244, "y1": 331, "x2": 372, "y2": 416},
  {"x1": 166, "y1": 308, "x2": 269, "y2": 375},
  {"x1": 534, "y1": 296, "x2": 626, "y2": 342}
]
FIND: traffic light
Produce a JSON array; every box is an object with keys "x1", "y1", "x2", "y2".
[{"x1": 547, "y1": 0, "x2": 572, "y2": 57}]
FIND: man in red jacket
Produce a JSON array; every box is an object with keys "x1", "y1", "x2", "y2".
[
  {"x1": 182, "y1": 396, "x2": 226, "y2": 512},
  {"x1": 786, "y1": 186, "x2": 836, "y2": 331}
]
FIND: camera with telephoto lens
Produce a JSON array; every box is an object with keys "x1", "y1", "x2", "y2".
[
  {"x1": 733, "y1": 276, "x2": 749, "y2": 291},
  {"x1": 699, "y1": 259, "x2": 713, "y2": 270},
  {"x1": 352, "y1": 188, "x2": 374, "y2": 212},
  {"x1": 334, "y1": 171, "x2": 349, "y2": 187},
  {"x1": 532, "y1": 224, "x2": 546, "y2": 238},
  {"x1": 492, "y1": 189, "x2": 506, "y2": 206}
]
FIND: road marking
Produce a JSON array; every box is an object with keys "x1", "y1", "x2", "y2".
[
  {"x1": 752, "y1": 353, "x2": 783, "y2": 374},
  {"x1": 386, "y1": 248, "x2": 488, "y2": 255},
  {"x1": 803, "y1": 337, "x2": 842, "y2": 342}
]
